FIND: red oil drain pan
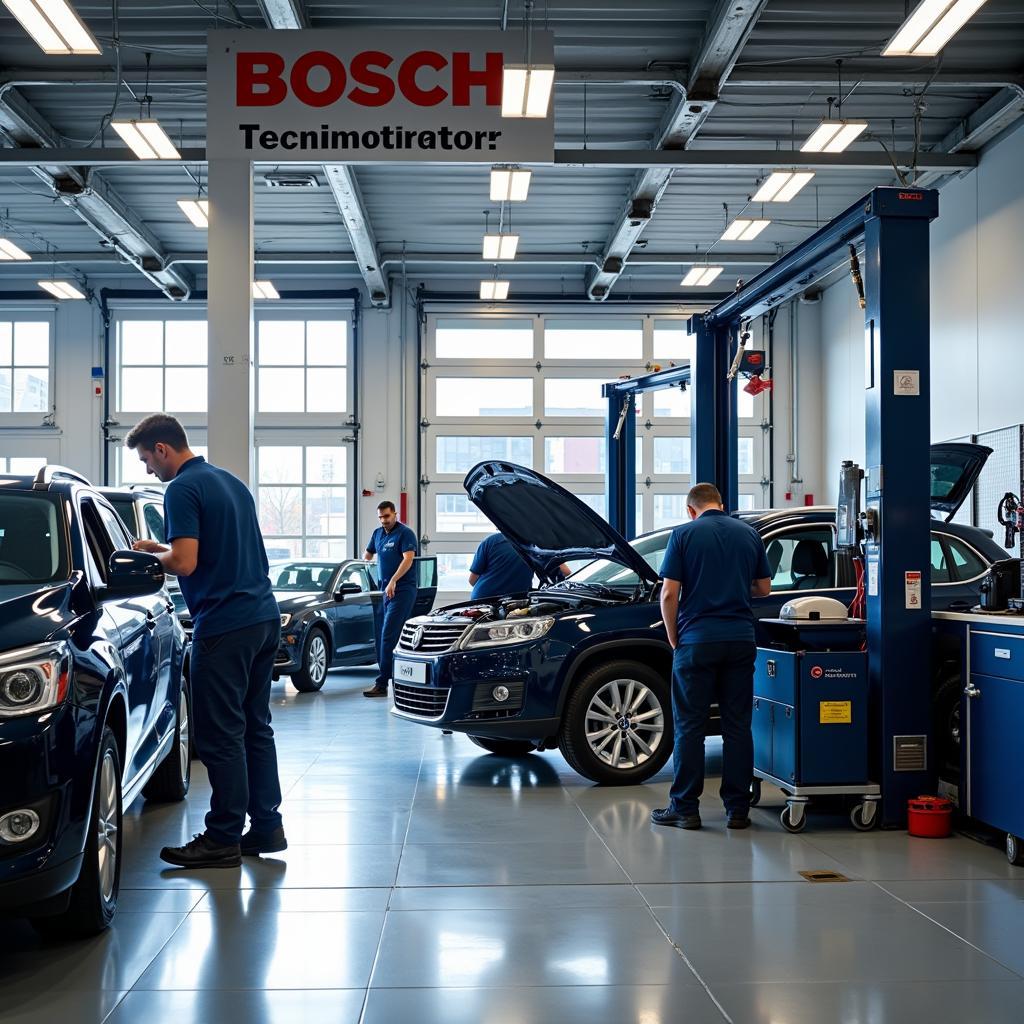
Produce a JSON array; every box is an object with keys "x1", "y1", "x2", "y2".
[{"x1": 907, "y1": 795, "x2": 953, "y2": 838}]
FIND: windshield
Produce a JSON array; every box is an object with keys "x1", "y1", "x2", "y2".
[
  {"x1": 0, "y1": 491, "x2": 69, "y2": 584},
  {"x1": 564, "y1": 531, "x2": 671, "y2": 587},
  {"x1": 270, "y1": 561, "x2": 338, "y2": 592}
]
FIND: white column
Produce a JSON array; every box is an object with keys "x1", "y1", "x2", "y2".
[{"x1": 207, "y1": 158, "x2": 254, "y2": 487}]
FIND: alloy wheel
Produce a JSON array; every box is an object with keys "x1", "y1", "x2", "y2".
[
  {"x1": 309, "y1": 634, "x2": 327, "y2": 684},
  {"x1": 96, "y1": 751, "x2": 119, "y2": 904},
  {"x1": 584, "y1": 677, "x2": 665, "y2": 770},
  {"x1": 178, "y1": 689, "x2": 190, "y2": 780}
]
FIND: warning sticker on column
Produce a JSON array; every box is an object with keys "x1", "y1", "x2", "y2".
[
  {"x1": 867, "y1": 557, "x2": 879, "y2": 597},
  {"x1": 905, "y1": 570, "x2": 922, "y2": 609},
  {"x1": 820, "y1": 701, "x2": 852, "y2": 724}
]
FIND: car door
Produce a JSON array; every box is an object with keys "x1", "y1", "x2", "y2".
[
  {"x1": 931, "y1": 530, "x2": 992, "y2": 611},
  {"x1": 79, "y1": 498, "x2": 160, "y2": 782},
  {"x1": 412, "y1": 556, "x2": 438, "y2": 616},
  {"x1": 328, "y1": 562, "x2": 378, "y2": 663}
]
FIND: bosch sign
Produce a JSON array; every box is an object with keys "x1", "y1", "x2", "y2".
[{"x1": 208, "y1": 30, "x2": 555, "y2": 163}]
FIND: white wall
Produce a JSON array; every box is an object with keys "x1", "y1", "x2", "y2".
[{"x1": 817, "y1": 122, "x2": 1024, "y2": 501}]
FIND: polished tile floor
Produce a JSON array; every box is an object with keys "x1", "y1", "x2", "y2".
[{"x1": 6, "y1": 666, "x2": 1024, "y2": 1024}]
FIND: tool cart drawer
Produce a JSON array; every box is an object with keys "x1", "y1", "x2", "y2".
[{"x1": 970, "y1": 631, "x2": 1024, "y2": 682}]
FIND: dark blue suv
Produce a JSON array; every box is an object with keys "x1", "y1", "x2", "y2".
[
  {"x1": 391, "y1": 445, "x2": 997, "y2": 785},
  {"x1": 0, "y1": 467, "x2": 188, "y2": 935}
]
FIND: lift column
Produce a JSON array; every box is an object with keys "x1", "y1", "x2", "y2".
[
  {"x1": 689, "y1": 315, "x2": 739, "y2": 512},
  {"x1": 863, "y1": 188, "x2": 939, "y2": 825}
]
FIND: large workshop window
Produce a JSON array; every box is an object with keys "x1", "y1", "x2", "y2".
[
  {"x1": 422, "y1": 311, "x2": 768, "y2": 596},
  {"x1": 254, "y1": 309, "x2": 354, "y2": 557},
  {"x1": 0, "y1": 315, "x2": 53, "y2": 418}
]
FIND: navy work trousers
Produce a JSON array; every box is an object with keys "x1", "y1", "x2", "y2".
[
  {"x1": 669, "y1": 640, "x2": 757, "y2": 817},
  {"x1": 374, "y1": 587, "x2": 418, "y2": 690},
  {"x1": 190, "y1": 618, "x2": 284, "y2": 845}
]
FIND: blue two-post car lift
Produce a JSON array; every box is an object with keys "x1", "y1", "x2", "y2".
[{"x1": 604, "y1": 186, "x2": 939, "y2": 827}]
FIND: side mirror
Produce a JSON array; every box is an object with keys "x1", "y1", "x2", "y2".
[
  {"x1": 102, "y1": 550, "x2": 164, "y2": 602},
  {"x1": 333, "y1": 581, "x2": 363, "y2": 602}
]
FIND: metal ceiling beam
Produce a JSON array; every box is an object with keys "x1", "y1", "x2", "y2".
[
  {"x1": 0, "y1": 146, "x2": 977, "y2": 172},
  {"x1": 0, "y1": 88, "x2": 191, "y2": 299},
  {"x1": 584, "y1": 0, "x2": 768, "y2": 301},
  {"x1": 726, "y1": 69, "x2": 1024, "y2": 91},
  {"x1": 322, "y1": 164, "x2": 390, "y2": 307},
  {"x1": 255, "y1": 0, "x2": 307, "y2": 29}
]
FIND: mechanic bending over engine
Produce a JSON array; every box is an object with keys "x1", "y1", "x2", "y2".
[{"x1": 468, "y1": 531, "x2": 571, "y2": 600}]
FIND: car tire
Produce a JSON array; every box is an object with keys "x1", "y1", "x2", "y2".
[
  {"x1": 143, "y1": 682, "x2": 192, "y2": 802},
  {"x1": 33, "y1": 727, "x2": 122, "y2": 938},
  {"x1": 558, "y1": 660, "x2": 672, "y2": 785},
  {"x1": 467, "y1": 735, "x2": 537, "y2": 757},
  {"x1": 933, "y1": 672, "x2": 962, "y2": 785},
  {"x1": 292, "y1": 628, "x2": 330, "y2": 693}
]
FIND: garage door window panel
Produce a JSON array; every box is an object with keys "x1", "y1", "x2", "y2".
[
  {"x1": 434, "y1": 319, "x2": 535, "y2": 361},
  {"x1": 117, "y1": 318, "x2": 207, "y2": 416},
  {"x1": 544, "y1": 320, "x2": 643, "y2": 362},
  {"x1": 256, "y1": 319, "x2": 347, "y2": 416},
  {"x1": 435, "y1": 436, "x2": 534, "y2": 475},
  {"x1": 1, "y1": 319, "x2": 52, "y2": 417}
]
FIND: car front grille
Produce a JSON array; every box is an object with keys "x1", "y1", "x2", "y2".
[
  {"x1": 275, "y1": 648, "x2": 291, "y2": 666},
  {"x1": 393, "y1": 682, "x2": 450, "y2": 718},
  {"x1": 397, "y1": 620, "x2": 470, "y2": 654}
]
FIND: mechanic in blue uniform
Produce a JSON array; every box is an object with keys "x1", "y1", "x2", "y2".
[
  {"x1": 363, "y1": 500, "x2": 418, "y2": 698},
  {"x1": 126, "y1": 413, "x2": 286, "y2": 868},
  {"x1": 468, "y1": 532, "x2": 572, "y2": 599},
  {"x1": 653, "y1": 482, "x2": 772, "y2": 832}
]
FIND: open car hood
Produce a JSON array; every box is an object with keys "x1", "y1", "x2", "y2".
[
  {"x1": 930, "y1": 442, "x2": 992, "y2": 521},
  {"x1": 463, "y1": 461, "x2": 659, "y2": 586}
]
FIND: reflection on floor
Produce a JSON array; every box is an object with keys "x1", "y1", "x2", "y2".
[{"x1": 5, "y1": 666, "x2": 1024, "y2": 1024}]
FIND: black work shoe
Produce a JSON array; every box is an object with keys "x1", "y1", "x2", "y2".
[
  {"x1": 160, "y1": 832, "x2": 241, "y2": 868},
  {"x1": 727, "y1": 815, "x2": 752, "y2": 830},
  {"x1": 240, "y1": 826, "x2": 288, "y2": 856},
  {"x1": 651, "y1": 807, "x2": 702, "y2": 830},
  {"x1": 363, "y1": 685, "x2": 388, "y2": 698}
]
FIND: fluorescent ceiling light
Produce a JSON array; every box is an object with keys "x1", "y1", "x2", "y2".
[
  {"x1": 177, "y1": 199, "x2": 209, "y2": 228},
  {"x1": 38, "y1": 280, "x2": 84, "y2": 299},
  {"x1": 111, "y1": 119, "x2": 181, "y2": 160},
  {"x1": 883, "y1": 0, "x2": 987, "y2": 57},
  {"x1": 501, "y1": 65, "x2": 555, "y2": 119},
  {"x1": 721, "y1": 219, "x2": 770, "y2": 242},
  {"x1": 490, "y1": 167, "x2": 532, "y2": 202},
  {"x1": 2, "y1": 0, "x2": 101, "y2": 55},
  {"x1": 482, "y1": 233, "x2": 519, "y2": 260},
  {"x1": 480, "y1": 280, "x2": 510, "y2": 300},
  {"x1": 681, "y1": 266, "x2": 724, "y2": 287},
  {"x1": 801, "y1": 119, "x2": 868, "y2": 153},
  {"x1": 252, "y1": 281, "x2": 280, "y2": 300},
  {"x1": 751, "y1": 170, "x2": 815, "y2": 203},
  {"x1": 0, "y1": 237, "x2": 32, "y2": 260}
]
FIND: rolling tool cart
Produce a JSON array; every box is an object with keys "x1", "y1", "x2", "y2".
[{"x1": 752, "y1": 598, "x2": 879, "y2": 833}]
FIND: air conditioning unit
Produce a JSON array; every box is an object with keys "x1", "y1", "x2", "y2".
[{"x1": 264, "y1": 173, "x2": 320, "y2": 189}]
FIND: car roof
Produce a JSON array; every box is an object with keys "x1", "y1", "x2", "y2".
[{"x1": 97, "y1": 485, "x2": 165, "y2": 499}]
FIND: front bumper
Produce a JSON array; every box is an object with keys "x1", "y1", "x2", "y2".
[
  {"x1": 0, "y1": 703, "x2": 93, "y2": 910},
  {"x1": 389, "y1": 639, "x2": 567, "y2": 741}
]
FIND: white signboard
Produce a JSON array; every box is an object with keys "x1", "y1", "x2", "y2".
[{"x1": 207, "y1": 30, "x2": 555, "y2": 163}]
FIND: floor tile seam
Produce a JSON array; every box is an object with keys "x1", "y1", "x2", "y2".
[
  {"x1": 882, "y1": 892, "x2": 1024, "y2": 980},
  {"x1": 573, "y1": 797, "x2": 735, "y2": 1024},
  {"x1": 355, "y1": 736, "x2": 429, "y2": 1024},
  {"x1": 118, "y1": 902, "x2": 200, "y2": 999},
  {"x1": 98, "y1": 990, "x2": 131, "y2": 1024}
]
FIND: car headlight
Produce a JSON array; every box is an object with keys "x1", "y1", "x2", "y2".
[
  {"x1": 0, "y1": 643, "x2": 70, "y2": 718},
  {"x1": 280, "y1": 613, "x2": 291, "y2": 628},
  {"x1": 463, "y1": 616, "x2": 555, "y2": 649}
]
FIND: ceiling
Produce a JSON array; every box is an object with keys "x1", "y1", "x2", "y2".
[{"x1": 0, "y1": 0, "x2": 1022, "y2": 302}]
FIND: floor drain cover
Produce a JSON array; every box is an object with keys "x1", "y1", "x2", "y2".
[{"x1": 799, "y1": 870, "x2": 849, "y2": 883}]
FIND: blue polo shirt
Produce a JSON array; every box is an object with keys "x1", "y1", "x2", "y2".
[
  {"x1": 659, "y1": 509, "x2": 772, "y2": 644},
  {"x1": 164, "y1": 457, "x2": 280, "y2": 639},
  {"x1": 366, "y1": 522, "x2": 418, "y2": 593},
  {"x1": 470, "y1": 533, "x2": 534, "y2": 599}
]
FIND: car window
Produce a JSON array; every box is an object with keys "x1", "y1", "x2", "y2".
[
  {"x1": 930, "y1": 537, "x2": 950, "y2": 583},
  {"x1": 144, "y1": 503, "x2": 166, "y2": 543},
  {"x1": 80, "y1": 500, "x2": 118, "y2": 584},
  {"x1": 764, "y1": 528, "x2": 835, "y2": 592},
  {"x1": 270, "y1": 561, "x2": 338, "y2": 591},
  {"x1": 0, "y1": 493, "x2": 68, "y2": 584},
  {"x1": 107, "y1": 497, "x2": 138, "y2": 538},
  {"x1": 341, "y1": 567, "x2": 367, "y2": 591},
  {"x1": 944, "y1": 534, "x2": 987, "y2": 581}
]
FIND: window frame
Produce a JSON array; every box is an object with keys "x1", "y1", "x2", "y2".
[{"x1": 0, "y1": 310, "x2": 56, "y2": 424}]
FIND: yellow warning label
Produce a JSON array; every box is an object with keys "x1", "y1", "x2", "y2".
[{"x1": 820, "y1": 701, "x2": 852, "y2": 724}]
